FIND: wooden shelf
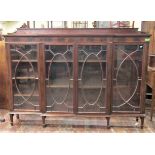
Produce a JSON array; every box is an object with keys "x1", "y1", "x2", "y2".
[
  {"x1": 46, "y1": 78, "x2": 106, "y2": 89},
  {"x1": 12, "y1": 77, "x2": 38, "y2": 80},
  {"x1": 45, "y1": 60, "x2": 106, "y2": 63},
  {"x1": 80, "y1": 85, "x2": 106, "y2": 89},
  {"x1": 113, "y1": 78, "x2": 142, "y2": 81},
  {"x1": 79, "y1": 60, "x2": 106, "y2": 63},
  {"x1": 46, "y1": 60, "x2": 73, "y2": 63},
  {"x1": 46, "y1": 84, "x2": 73, "y2": 88},
  {"x1": 46, "y1": 84, "x2": 106, "y2": 89},
  {"x1": 12, "y1": 60, "x2": 38, "y2": 62},
  {"x1": 14, "y1": 93, "x2": 39, "y2": 97}
]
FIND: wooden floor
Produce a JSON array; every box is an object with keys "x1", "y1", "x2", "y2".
[{"x1": 0, "y1": 109, "x2": 155, "y2": 132}]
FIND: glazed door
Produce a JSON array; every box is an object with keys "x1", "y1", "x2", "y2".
[
  {"x1": 77, "y1": 45, "x2": 107, "y2": 113},
  {"x1": 8, "y1": 43, "x2": 40, "y2": 111},
  {"x1": 112, "y1": 44, "x2": 144, "y2": 112},
  {"x1": 44, "y1": 45, "x2": 73, "y2": 112}
]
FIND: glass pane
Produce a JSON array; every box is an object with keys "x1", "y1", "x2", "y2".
[
  {"x1": 78, "y1": 45, "x2": 106, "y2": 113},
  {"x1": 13, "y1": 79, "x2": 39, "y2": 110},
  {"x1": 112, "y1": 45, "x2": 143, "y2": 112},
  {"x1": 11, "y1": 62, "x2": 38, "y2": 78},
  {"x1": 10, "y1": 45, "x2": 37, "y2": 60},
  {"x1": 45, "y1": 45, "x2": 73, "y2": 112}
]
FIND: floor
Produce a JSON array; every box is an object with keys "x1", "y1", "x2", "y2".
[{"x1": 0, "y1": 109, "x2": 155, "y2": 132}]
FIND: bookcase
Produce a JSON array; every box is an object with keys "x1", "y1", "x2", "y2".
[{"x1": 5, "y1": 28, "x2": 150, "y2": 128}]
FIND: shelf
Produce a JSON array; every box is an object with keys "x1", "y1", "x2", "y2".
[
  {"x1": 46, "y1": 84, "x2": 106, "y2": 89},
  {"x1": 14, "y1": 93, "x2": 39, "y2": 97},
  {"x1": 12, "y1": 60, "x2": 38, "y2": 63},
  {"x1": 115, "y1": 59, "x2": 141, "y2": 61},
  {"x1": 45, "y1": 78, "x2": 106, "y2": 81},
  {"x1": 46, "y1": 60, "x2": 73, "y2": 63},
  {"x1": 46, "y1": 78, "x2": 106, "y2": 88},
  {"x1": 45, "y1": 60, "x2": 106, "y2": 63},
  {"x1": 113, "y1": 78, "x2": 142, "y2": 81},
  {"x1": 146, "y1": 93, "x2": 152, "y2": 96},
  {"x1": 79, "y1": 60, "x2": 106, "y2": 63},
  {"x1": 46, "y1": 84, "x2": 73, "y2": 88},
  {"x1": 45, "y1": 78, "x2": 73, "y2": 81},
  {"x1": 80, "y1": 85, "x2": 106, "y2": 89},
  {"x1": 12, "y1": 77, "x2": 39, "y2": 80}
]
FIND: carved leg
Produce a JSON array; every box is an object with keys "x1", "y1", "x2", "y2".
[
  {"x1": 42, "y1": 116, "x2": 46, "y2": 128},
  {"x1": 16, "y1": 114, "x2": 19, "y2": 119},
  {"x1": 136, "y1": 117, "x2": 139, "y2": 122},
  {"x1": 106, "y1": 117, "x2": 110, "y2": 129},
  {"x1": 10, "y1": 114, "x2": 14, "y2": 126},
  {"x1": 140, "y1": 117, "x2": 144, "y2": 129}
]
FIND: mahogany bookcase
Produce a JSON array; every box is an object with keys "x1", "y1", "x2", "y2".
[{"x1": 4, "y1": 28, "x2": 150, "y2": 128}]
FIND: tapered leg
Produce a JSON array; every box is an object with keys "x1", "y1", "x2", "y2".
[
  {"x1": 136, "y1": 117, "x2": 139, "y2": 122},
  {"x1": 10, "y1": 114, "x2": 14, "y2": 126},
  {"x1": 42, "y1": 116, "x2": 46, "y2": 128},
  {"x1": 140, "y1": 117, "x2": 144, "y2": 129},
  {"x1": 106, "y1": 117, "x2": 110, "y2": 129},
  {"x1": 16, "y1": 114, "x2": 19, "y2": 119}
]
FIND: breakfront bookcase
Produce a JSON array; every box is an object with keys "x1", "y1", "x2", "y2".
[{"x1": 5, "y1": 28, "x2": 150, "y2": 128}]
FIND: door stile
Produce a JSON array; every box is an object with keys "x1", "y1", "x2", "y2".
[
  {"x1": 73, "y1": 44, "x2": 78, "y2": 114},
  {"x1": 38, "y1": 43, "x2": 46, "y2": 113}
]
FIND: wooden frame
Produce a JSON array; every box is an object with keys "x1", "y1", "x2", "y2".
[{"x1": 4, "y1": 28, "x2": 150, "y2": 128}]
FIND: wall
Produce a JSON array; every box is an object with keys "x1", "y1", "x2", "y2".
[{"x1": 0, "y1": 21, "x2": 25, "y2": 34}]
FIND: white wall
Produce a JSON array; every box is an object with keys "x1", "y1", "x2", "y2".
[
  {"x1": 0, "y1": 21, "x2": 142, "y2": 35},
  {"x1": 0, "y1": 21, "x2": 25, "y2": 34}
]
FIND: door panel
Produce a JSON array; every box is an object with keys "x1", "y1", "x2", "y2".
[
  {"x1": 9, "y1": 44, "x2": 39, "y2": 110},
  {"x1": 45, "y1": 45, "x2": 73, "y2": 112},
  {"x1": 112, "y1": 44, "x2": 143, "y2": 112}
]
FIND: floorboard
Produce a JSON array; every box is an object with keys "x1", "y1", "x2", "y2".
[{"x1": 0, "y1": 110, "x2": 155, "y2": 132}]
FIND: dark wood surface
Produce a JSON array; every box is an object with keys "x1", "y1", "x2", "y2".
[
  {"x1": 3, "y1": 28, "x2": 150, "y2": 128},
  {"x1": 5, "y1": 28, "x2": 145, "y2": 36}
]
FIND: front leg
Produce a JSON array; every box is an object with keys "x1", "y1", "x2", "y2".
[
  {"x1": 140, "y1": 117, "x2": 144, "y2": 129},
  {"x1": 106, "y1": 117, "x2": 110, "y2": 129},
  {"x1": 16, "y1": 114, "x2": 20, "y2": 119},
  {"x1": 10, "y1": 114, "x2": 14, "y2": 126},
  {"x1": 42, "y1": 116, "x2": 46, "y2": 128}
]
